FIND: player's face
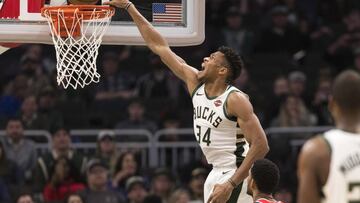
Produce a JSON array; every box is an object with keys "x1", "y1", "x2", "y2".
[{"x1": 198, "y1": 51, "x2": 228, "y2": 82}]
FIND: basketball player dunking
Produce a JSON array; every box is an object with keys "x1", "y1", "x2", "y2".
[
  {"x1": 105, "y1": 1, "x2": 269, "y2": 203},
  {"x1": 298, "y1": 70, "x2": 360, "y2": 203}
]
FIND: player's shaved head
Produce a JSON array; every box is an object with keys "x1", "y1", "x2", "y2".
[{"x1": 332, "y1": 70, "x2": 360, "y2": 116}]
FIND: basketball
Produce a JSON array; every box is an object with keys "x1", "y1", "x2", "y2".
[{"x1": 68, "y1": 0, "x2": 99, "y2": 5}]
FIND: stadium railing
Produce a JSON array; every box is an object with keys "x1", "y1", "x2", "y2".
[{"x1": 0, "y1": 126, "x2": 334, "y2": 169}]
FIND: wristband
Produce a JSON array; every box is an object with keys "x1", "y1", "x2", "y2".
[
  {"x1": 125, "y1": 2, "x2": 133, "y2": 10},
  {"x1": 227, "y1": 178, "x2": 237, "y2": 188}
]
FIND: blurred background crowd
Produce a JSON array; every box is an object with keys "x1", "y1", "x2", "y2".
[{"x1": 0, "y1": 0, "x2": 360, "y2": 202}]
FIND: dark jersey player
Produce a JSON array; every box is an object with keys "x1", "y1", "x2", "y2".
[{"x1": 247, "y1": 159, "x2": 283, "y2": 203}]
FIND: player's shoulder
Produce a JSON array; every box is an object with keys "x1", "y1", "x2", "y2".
[
  {"x1": 226, "y1": 88, "x2": 252, "y2": 113},
  {"x1": 227, "y1": 88, "x2": 249, "y2": 102},
  {"x1": 299, "y1": 134, "x2": 331, "y2": 176},
  {"x1": 301, "y1": 134, "x2": 330, "y2": 158}
]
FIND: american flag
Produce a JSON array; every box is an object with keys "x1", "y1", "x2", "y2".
[{"x1": 152, "y1": 3, "x2": 182, "y2": 23}]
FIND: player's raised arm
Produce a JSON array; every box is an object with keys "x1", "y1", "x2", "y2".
[{"x1": 104, "y1": 0, "x2": 199, "y2": 93}]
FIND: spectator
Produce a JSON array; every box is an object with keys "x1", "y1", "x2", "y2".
[
  {"x1": 33, "y1": 127, "x2": 87, "y2": 192},
  {"x1": 0, "y1": 142, "x2": 21, "y2": 200},
  {"x1": 20, "y1": 44, "x2": 56, "y2": 75},
  {"x1": 312, "y1": 78, "x2": 333, "y2": 125},
  {"x1": 112, "y1": 152, "x2": 139, "y2": 193},
  {"x1": 168, "y1": 189, "x2": 191, "y2": 203},
  {"x1": 43, "y1": 156, "x2": 85, "y2": 203},
  {"x1": 221, "y1": 7, "x2": 254, "y2": 56},
  {"x1": 95, "y1": 130, "x2": 120, "y2": 176},
  {"x1": 188, "y1": 168, "x2": 207, "y2": 202},
  {"x1": 15, "y1": 192, "x2": 35, "y2": 203},
  {"x1": 0, "y1": 75, "x2": 29, "y2": 119},
  {"x1": 264, "y1": 75, "x2": 289, "y2": 127},
  {"x1": 65, "y1": 193, "x2": 85, "y2": 203},
  {"x1": 256, "y1": 6, "x2": 303, "y2": 54},
  {"x1": 79, "y1": 159, "x2": 125, "y2": 203},
  {"x1": 288, "y1": 71, "x2": 308, "y2": 103},
  {"x1": 37, "y1": 87, "x2": 64, "y2": 131},
  {"x1": 19, "y1": 95, "x2": 51, "y2": 130},
  {"x1": 326, "y1": 9, "x2": 360, "y2": 69},
  {"x1": 18, "y1": 55, "x2": 50, "y2": 96},
  {"x1": 95, "y1": 52, "x2": 135, "y2": 100},
  {"x1": 126, "y1": 176, "x2": 148, "y2": 203},
  {"x1": 150, "y1": 168, "x2": 175, "y2": 203},
  {"x1": 64, "y1": 193, "x2": 84, "y2": 203},
  {"x1": 1, "y1": 117, "x2": 37, "y2": 183},
  {"x1": 270, "y1": 94, "x2": 316, "y2": 127},
  {"x1": 273, "y1": 76, "x2": 290, "y2": 97},
  {"x1": 135, "y1": 54, "x2": 181, "y2": 100},
  {"x1": 160, "y1": 112, "x2": 181, "y2": 142},
  {"x1": 115, "y1": 99, "x2": 157, "y2": 133},
  {"x1": 178, "y1": 155, "x2": 211, "y2": 185},
  {"x1": 205, "y1": 0, "x2": 225, "y2": 26}
]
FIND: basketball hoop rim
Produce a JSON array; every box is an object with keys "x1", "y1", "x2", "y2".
[{"x1": 41, "y1": 5, "x2": 115, "y2": 20}]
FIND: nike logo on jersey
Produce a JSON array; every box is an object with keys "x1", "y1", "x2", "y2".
[
  {"x1": 222, "y1": 170, "x2": 231, "y2": 175},
  {"x1": 196, "y1": 92, "x2": 204, "y2": 96}
]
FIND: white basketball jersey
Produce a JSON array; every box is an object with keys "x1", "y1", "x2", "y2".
[
  {"x1": 192, "y1": 84, "x2": 249, "y2": 168},
  {"x1": 323, "y1": 129, "x2": 360, "y2": 203}
]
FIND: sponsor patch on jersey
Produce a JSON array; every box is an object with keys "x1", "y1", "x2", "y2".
[{"x1": 214, "y1": 100, "x2": 222, "y2": 107}]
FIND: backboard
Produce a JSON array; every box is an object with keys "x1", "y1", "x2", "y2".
[{"x1": 0, "y1": 0, "x2": 205, "y2": 46}]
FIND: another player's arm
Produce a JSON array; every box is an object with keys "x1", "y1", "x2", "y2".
[
  {"x1": 297, "y1": 136, "x2": 330, "y2": 203},
  {"x1": 208, "y1": 92, "x2": 269, "y2": 203},
  {"x1": 104, "y1": 0, "x2": 199, "y2": 93},
  {"x1": 227, "y1": 92, "x2": 269, "y2": 185}
]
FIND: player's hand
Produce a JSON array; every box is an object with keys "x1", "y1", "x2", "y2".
[
  {"x1": 207, "y1": 182, "x2": 233, "y2": 203},
  {"x1": 103, "y1": 0, "x2": 130, "y2": 9}
]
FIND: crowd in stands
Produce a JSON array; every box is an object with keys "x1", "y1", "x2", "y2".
[{"x1": 0, "y1": 0, "x2": 360, "y2": 202}]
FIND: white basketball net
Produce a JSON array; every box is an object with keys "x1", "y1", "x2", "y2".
[{"x1": 42, "y1": 7, "x2": 114, "y2": 89}]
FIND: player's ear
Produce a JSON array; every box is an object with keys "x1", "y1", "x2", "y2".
[{"x1": 218, "y1": 66, "x2": 228, "y2": 76}]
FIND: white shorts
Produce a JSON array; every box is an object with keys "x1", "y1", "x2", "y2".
[{"x1": 204, "y1": 166, "x2": 252, "y2": 203}]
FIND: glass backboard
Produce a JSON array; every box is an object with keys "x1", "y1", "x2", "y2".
[{"x1": 0, "y1": 0, "x2": 205, "y2": 46}]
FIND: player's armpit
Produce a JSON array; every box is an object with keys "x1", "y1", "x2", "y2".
[{"x1": 297, "y1": 137, "x2": 330, "y2": 203}]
